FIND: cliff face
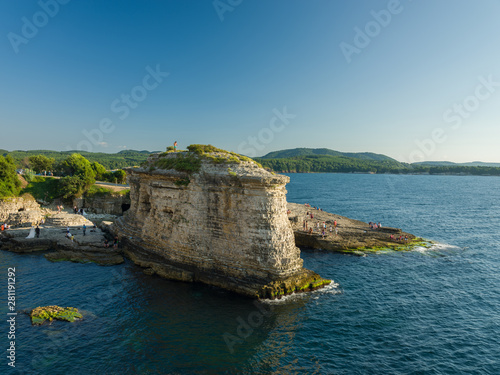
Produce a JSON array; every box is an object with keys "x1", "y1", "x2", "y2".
[
  {"x1": 0, "y1": 195, "x2": 43, "y2": 226},
  {"x1": 114, "y1": 147, "x2": 329, "y2": 298},
  {"x1": 73, "y1": 194, "x2": 131, "y2": 215}
]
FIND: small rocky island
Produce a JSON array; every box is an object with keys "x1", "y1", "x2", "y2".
[
  {"x1": 113, "y1": 145, "x2": 331, "y2": 299},
  {"x1": 30, "y1": 305, "x2": 82, "y2": 325}
]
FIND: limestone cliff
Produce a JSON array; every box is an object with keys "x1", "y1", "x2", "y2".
[
  {"x1": 114, "y1": 145, "x2": 330, "y2": 298},
  {"x1": 0, "y1": 195, "x2": 43, "y2": 226}
]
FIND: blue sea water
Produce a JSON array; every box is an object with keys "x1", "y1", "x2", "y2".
[{"x1": 1, "y1": 174, "x2": 500, "y2": 374}]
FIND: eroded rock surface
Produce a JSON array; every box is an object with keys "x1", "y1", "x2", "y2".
[
  {"x1": 0, "y1": 195, "x2": 43, "y2": 227},
  {"x1": 114, "y1": 147, "x2": 330, "y2": 298}
]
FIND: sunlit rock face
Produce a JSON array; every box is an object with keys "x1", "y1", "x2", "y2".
[{"x1": 114, "y1": 148, "x2": 329, "y2": 298}]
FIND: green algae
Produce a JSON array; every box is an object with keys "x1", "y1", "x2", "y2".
[
  {"x1": 341, "y1": 238, "x2": 432, "y2": 254},
  {"x1": 258, "y1": 271, "x2": 331, "y2": 299},
  {"x1": 30, "y1": 306, "x2": 82, "y2": 325}
]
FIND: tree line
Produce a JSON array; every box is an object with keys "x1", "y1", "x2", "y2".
[
  {"x1": 0, "y1": 153, "x2": 127, "y2": 200},
  {"x1": 1, "y1": 149, "x2": 150, "y2": 170},
  {"x1": 256, "y1": 155, "x2": 500, "y2": 176}
]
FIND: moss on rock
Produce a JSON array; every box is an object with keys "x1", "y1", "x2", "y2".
[
  {"x1": 257, "y1": 269, "x2": 331, "y2": 299},
  {"x1": 30, "y1": 305, "x2": 82, "y2": 325}
]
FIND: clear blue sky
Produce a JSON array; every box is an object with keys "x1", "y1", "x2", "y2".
[{"x1": 1, "y1": 0, "x2": 500, "y2": 162}]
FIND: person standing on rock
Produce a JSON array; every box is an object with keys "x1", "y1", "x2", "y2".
[
  {"x1": 83, "y1": 224, "x2": 86, "y2": 236},
  {"x1": 35, "y1": 226, "x2": 40, "y2": 238},
  {"x1": 174, "y1": 141, "x2": 178, "y2": 151}
]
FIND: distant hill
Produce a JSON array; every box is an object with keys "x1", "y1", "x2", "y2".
[
  {"x1": 256, "y1": 148, "x2": 500, "y2": 175},
  {"x1": 1, "y1": 149, "x2": 152, "y2": 170},
  {"x1": 414, "y1": 161, "x2": 500, "y2": 168},
  {"x1": 261, "y1": 148, "x2": 398, "y2": 162}
]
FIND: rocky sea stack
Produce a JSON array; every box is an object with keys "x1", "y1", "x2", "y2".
[{"x1": 113, "y1": 145, "x2": 330, "y2": 298}]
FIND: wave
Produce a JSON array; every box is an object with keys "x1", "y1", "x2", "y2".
[{"x1": 413, "y1": 241, "x2": 463, "y2": 255}]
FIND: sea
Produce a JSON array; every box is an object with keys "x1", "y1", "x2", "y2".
[{"x1": 1, "y1": 173, "x2": 499, "y2": 374}]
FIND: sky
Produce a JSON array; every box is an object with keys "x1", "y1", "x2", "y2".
[{"x1": 1, "y1": 0, "x2": 500, "y2": 163}]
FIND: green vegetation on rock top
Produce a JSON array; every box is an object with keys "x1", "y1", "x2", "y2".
[
  {"x1": 151, "y1": 144, "x2": 261, "y2": 173},
  {"x1": 30, "y1": 305, "x2": 82, "y2": 325}
]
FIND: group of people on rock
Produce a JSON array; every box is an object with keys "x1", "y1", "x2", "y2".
[
  {"x1": 302, "y1": 217, "x2": 339, "y2": 238},
  {"x1": 369, "y1": 222, "x2": 382, "y2": 230},
  {"x1": 390, "y1": 234, "x2": 409, "y2": 242},
  {"x1": 1, "y1": 223, "x2": 11, "y2": 231},
  {"x1": 103, "y1": 236, "x2": 118, "y2": 248},
  {"x1": 304, "y1": 203, "x2": 323, "y2": 211},
  {"x1": 73, "y1": 206, "x2": 86, "y2": 215}
]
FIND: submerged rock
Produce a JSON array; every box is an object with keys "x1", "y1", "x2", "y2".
[{"x1": 30, "y1": 306, "x2": 82, "y2": 325}]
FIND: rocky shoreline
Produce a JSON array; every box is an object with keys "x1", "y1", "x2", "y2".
[
  {"x1": 0, "y1": 207, "x2": 123, "y2": 266},
  {"x1": 287, "y1": 202, "x2": 424, "y2": 254}
]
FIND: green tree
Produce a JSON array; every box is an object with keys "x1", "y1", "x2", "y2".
[
  {"x1": 59, "y1": 176, "x2": 93, "y2": 199},
  {"x1": 0, "y1": 155, "x2": 21, "y2": 198},
  {"x1": 57, "y1": 154, "x2": 96, "y2": 200},
  {"x1": 113, "y1": 170, "x2": 127, "y2": 184},
  {"x1": 91, "y1": 161, "x2": 107, "y2": 180},
  {"x1": 28, "y1": 155, "x2": 55, "y2": 174},
  {"x1": 59, "y1": 154, "x2": 96, "y2": 180}
]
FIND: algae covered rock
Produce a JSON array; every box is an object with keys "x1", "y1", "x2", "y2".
[{"x1": 30, "y1": 305, "x2": 82, "y2": 325}]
